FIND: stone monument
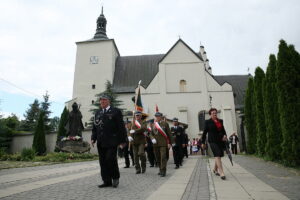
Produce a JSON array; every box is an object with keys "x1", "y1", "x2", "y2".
[{"x1": 56, "y1": 102, "x2": 90, "y2": 153}]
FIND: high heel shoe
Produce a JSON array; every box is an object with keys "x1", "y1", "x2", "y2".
[
  {"x1": 221, "y1": 176, "x2": 226, "y2": 180},
  {"x1": 213, "y1": 169, "x2": 220, "y2": 176}
]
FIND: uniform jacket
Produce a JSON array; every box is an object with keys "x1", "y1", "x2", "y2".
[
  {"x1": 170, "y1": 126, "x2": 185, "y2": 146},
  {"x1": 91, "y1": 107, "x2": 127, "y2": 148},
  {"x1": 150, "y1": 120, "x2": 172, "y2": 147},
  {"x1": 130, "y1": 120, "x2": 147, "y2": 145},
  {"x1": 201, "y1": 118, "x2": 227, "y2": 145}
]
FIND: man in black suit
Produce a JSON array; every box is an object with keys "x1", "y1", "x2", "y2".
[
  {"x1": 170, "y1": 118, "x2": 185, "y2": 169},
  {"x1": 91, "y1": 95, "x2": 127, "y2": 188}
]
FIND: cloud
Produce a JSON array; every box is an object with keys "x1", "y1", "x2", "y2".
[{"x1": 0, "y1": 0, "x2": 299, "y2": 104}]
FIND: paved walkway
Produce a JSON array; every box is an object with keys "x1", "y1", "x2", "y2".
[{"x1": 0, "y1": 155, "x2": 299, "y2": 200}]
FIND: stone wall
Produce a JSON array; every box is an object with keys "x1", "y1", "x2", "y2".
[{"x1": 9, "y1": 129, "x2": 98, "y2": 154}]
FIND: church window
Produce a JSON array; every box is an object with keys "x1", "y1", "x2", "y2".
[
  {"x1": 180, "y1": 80, "x2": 187, "y2": 92},
  {"x1": 92, "y1": 84, "x2": 96, "y2": 89}
]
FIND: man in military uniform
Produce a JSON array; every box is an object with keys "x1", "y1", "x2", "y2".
[
  {"x1": 170, "y1": 118, "x2": 185, "y2": 169},
  {"x1": 150, "y1": 112, "x2": 172, "y2": 177},
  {"x1": 128, "y1": 111, "x2": 147, "y2": 174},
  {"x1": 91, "y1": 95, "x2": 127, "y2": 188}
]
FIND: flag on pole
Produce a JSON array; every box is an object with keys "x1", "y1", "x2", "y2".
[
  {"x1": 135, "y1": 81, "x2": 143, "y2": 112},
  {"x1": 155, "y1": 104, "x2": 159, "y2": 112}
]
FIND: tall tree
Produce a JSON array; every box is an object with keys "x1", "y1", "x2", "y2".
[
  {"x1": 32, "y1": 112, "x2": 46, "y2": 155},
  {"x1": 22, "y1": 99, "x2": 40, "y2": 131},
  {"x1": 254, "y1": 67, "x2": 266, "y2": 156},
  {"x1": 40, "y1": 91, "x2": 52, "y2": 132},
  {"x1": 244, "y1": 77, "x2": 256, "y2": 154},
  {"x1": 57, "y1": 107, "x2": 69, "y2": 141},
  {"x1": 263, "y1": 54, "x2": 282, "y2": 160},
  {"x1": 89, "y1": 80, "x2": 124, "y2": 125},
  {"x1": 277, "y1": 40, "x2": 300, "y2": 166}
]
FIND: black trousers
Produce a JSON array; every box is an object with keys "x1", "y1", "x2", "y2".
[
  {"x1": 123, "y1": 144, "x2": 130, "y2": 167},
  {"x1": 173, "y1": 145, "x2": 183, "y2": 166},
  {"x1": 146, "y1": 146, "x2": 155, "y2": 166},
  {"x1": 231, "y1": 144, "x2": 238, "y2": 154},
  {"x1": 183, "y1": 146, "x2": 188, "y2": 158},
  {"x1": 97, "y1": 146, "x2": 120, "y2": 184}
]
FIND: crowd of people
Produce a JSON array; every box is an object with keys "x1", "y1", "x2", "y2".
[{"x1": 91, "y1": 95, "x2": 238, "y2": 188}]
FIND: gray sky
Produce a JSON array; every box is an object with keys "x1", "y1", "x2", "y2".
[{"x1": 0, "y1": 0, "x2": 299, "y2": 118}]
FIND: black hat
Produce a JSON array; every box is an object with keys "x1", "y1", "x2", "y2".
[
  {"x1": 99, "y1": 95, "x2": 110, "y2": 100},
  {"x1": 134, "y1": 111, "x2": 142, "y2": 115},
  {"x1": 173, "y1": 117, "x2": 178, "y2": 122},
  {"x1": 154, "y1": 112, "x2": 163, "y2": 117}
]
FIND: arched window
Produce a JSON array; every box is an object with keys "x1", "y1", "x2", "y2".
[{"x1": 180, "y1": 80, "x2": 187, "y2": 92}]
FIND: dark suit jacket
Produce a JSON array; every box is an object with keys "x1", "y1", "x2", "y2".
[
  {"x1": 91, "y1": 107, "x2": 127, "y2": 148},
  {"x1": 171, "y1": 126, "x2": 185, "y2": 146},
  {"x1": 201, "y1": 118, "x2": 227, "y2": 145}
]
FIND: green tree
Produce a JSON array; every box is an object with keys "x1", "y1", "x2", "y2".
[
  {"x1": 244, "y1": 77, "x2": 256, "y2": 154},
  {"x1": 277, "y1": 40, "x2": 300, "y2": 166},
  {"x1": 32, "y1": 112, "x2": 46, "y2": 155},
  {"x1": 4, "y1": 114, "x2": 20, "y2": 131},
  {"x1": 57, "y1": 107, "x2": 69, "y2": 141},
  {"x1": 22, "y1": 99, "x2": 40, "y2": 131},
  {"x1": 49, "y1": 116, "x2": 60, "y2": 132},
  {"x1": 254, "y1": 67, "x2": 266, "y2": 156},
  {"x1": 89, "y1": 80, "x2": 124, "y2": 125},
  {"x1": 0, "y1": 118, "x2": 12, "y2": 152},
  {"x1": 40, "y1": 91, "x2": 52, "y2": 132},
  {"x1": 263, "y1": 54, "x2": 282, "y2": 161}
]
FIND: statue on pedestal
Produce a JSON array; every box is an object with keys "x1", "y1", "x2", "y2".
[
  {"x1": 66, "y1": 102, "x2": 84, "y2": 137},
  {"x1": 56, "y1": 102, "x2": 90, "y2": 153}
]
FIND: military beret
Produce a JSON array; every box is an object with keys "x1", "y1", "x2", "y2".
[
  {"x1": 154, "y1": 112, "x2": 163, "y2": 117},
  {"x1": 99, "y1": 95, "x2": 110, "y2": 100},
  {"x1": 173, "y1": 117, "x2": 178, "y2": 122}
]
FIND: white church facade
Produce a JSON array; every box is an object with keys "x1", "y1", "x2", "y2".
[{"x1": 69, "y1": 8, "x2": 249, "y2": 139}]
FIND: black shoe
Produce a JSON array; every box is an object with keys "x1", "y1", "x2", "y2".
[
  {"x1": 221, "y1": 176, "x2": 226, "y2": 180},
  {"x1": 98, "y1": 183, "x2": 112, "y2": 188},
  {"x1": 150, "y1": 165, "x2": 154, "y2": 167},
  {"x1": 112, "y1": 179, "x2": 119, "y2": 188},
  {"x1": 175, "y1": 166, "x2": 179, "y2": 169},
  {"x1": 136, "y1": 170, "x2": 141, "y2": 174},
  {"x1": 160, "y1": 172, "x2": 166, "y2": 177},
  {"x1": 124, "y1": 166, "x2": 130, "y2": 168},
  {"x1": 157, "y1": 172, "x2": 161, "y2": 175},
  {"x1": 213, "y1": 170, "x2": 220, "y2": 176},
  {"x1": 142, "y1": 169, "x2": 146, "y2": 173}
]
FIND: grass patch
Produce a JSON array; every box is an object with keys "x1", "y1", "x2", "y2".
[{"x1": 0, "y1": 152, "x2": 98, "y2": 170}]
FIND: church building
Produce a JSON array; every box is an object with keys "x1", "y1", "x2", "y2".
[{"x1": 69, "y1": 7, "x2": 249, "y2": 139}]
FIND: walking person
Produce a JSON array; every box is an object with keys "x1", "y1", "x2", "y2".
[
  {"x1": 150, "y1": 112, "x2": 172, "y2": 177},
  {"x1": 128, "y1": 111, "x2": 147, "y2": 174},
  {"x1": 183, "y1": 132, "x2": 189, "y2": 158},
  {"x1": 229, "y1": 132, "x2": 239, "y2": 155},
  {"x1": 91, "y1": 95, "x2": 127, "y2": 188},
  {"x1": 201, "y1": 108, "x2": 227, "y2": 180},
  {"x1": 170, "y1": 118, "x2": 185, "y2": 169},
  {"x1": 145, "y1": 123, "x2": 156, "y2": 167}
]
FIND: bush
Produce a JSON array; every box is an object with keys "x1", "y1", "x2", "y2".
[
  {"x1": 9, "y1": 153, "x2": 22, "y2": 161},
  {"x1": 21, "y1": 148, "x2": 36, "y2": 161}
]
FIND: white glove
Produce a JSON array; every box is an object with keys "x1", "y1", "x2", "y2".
[
  {"x1": 130, "y1": 130, "x2": 135, "y2": 134},
  {"x1": 152, "y1": 139, "x2": 157, "y2": 144},
  {"x1": 128, "y1": 136, "x2": 133, "y2": 142},
  {"x1": 172, "y1": 143, "x2": 176, "y2": 147}
]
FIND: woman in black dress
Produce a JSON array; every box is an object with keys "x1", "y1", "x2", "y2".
[{"x1": 201, "y1": 108, "x2": 227, "y2": 180}]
